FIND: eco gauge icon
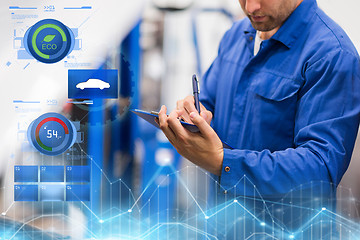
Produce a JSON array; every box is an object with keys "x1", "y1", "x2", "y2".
[
  {"x1": 24, "y1": 19, "x2": 74, "y2": 64},
  {"x1": 27, "y1": 113, "x2": 77, "y2": 156}
]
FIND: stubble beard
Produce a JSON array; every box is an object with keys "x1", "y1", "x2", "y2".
[
  {"x1": 249, "y1": 15, "x2": 282, "y2": 31},
  {"x1": 247, "y1": 3, "x2": 296, "y2": 32}
]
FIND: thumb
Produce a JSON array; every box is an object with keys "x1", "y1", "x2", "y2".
[
  {"x1": 190, "y1": 111, "x2": 213, "y2": 137},
  {"x1": 200, "y1": 111, "x2": 212, "y2": 125}
]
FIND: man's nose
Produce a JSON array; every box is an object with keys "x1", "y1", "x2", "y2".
[{"x1": 244, "y1": 0, "x2": 261, "y2": 14}]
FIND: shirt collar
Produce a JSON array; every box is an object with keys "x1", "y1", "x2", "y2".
[
  {"x1": 244, "y1": 21, "x2": 256, "y2": 36},
  {"x1": 243, "y1": 0, "x2": 317, "y2": 49},
  {"x1": 272, "y1": 0, "x2": 317, "y2": 48}
]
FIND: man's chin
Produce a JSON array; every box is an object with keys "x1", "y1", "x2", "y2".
[{"x1": 250, "y1": 21, "x2": 276, "y2": 32}]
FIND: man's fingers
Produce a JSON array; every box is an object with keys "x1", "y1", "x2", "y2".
[
  {"x1": 158, "y1": 105, "x2": 176, "y2": 141},
  {"x1": 168, "y1": 110, "x2": 190, "y2": 140},
  {"x1": 158, "y1": 105, "x2": 167, "y2": 118},
  {"x1": 184, "y1": 100, "x2": 198, "y2": 114},
  {"x1": 176, "y1": 96, "x2": 213, "y2": 125},
  {"x1": 184, "y1": 95, "x2": 195, "y2": 103},
  {"x1": 176, "y1": 100, "x2": 184, "y2": 110},
  {"x1": 200, "y1": 110, "x2": 213, "y2": 125},
  {"x1": 189, "y1": 111, "x2": 214, "y2": 137},
  {"x1": 176, "y1": 99, "x2": 191, "y2": 123},
  {"x1": 182, "y1": 99, "x2": 200, "y2": 124}
]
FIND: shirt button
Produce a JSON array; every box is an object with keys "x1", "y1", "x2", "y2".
[
  {"x1": 249, "y1": 36, "x2": 253, "y2": 41},
  {"x1": 224, "y1": 166, "x2": 230, "y2": 172}
]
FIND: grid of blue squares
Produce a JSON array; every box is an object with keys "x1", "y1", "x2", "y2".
[{"x1": 14, "y1": 165, "x2": 90, "y2": 201}]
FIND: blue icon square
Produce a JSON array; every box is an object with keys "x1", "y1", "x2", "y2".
[
  {"x1": 14, "y1": 166, "x2": 38, "y2": 182},
  {"x1": 40, "y1": 185, "x2": 64, "y2": 201},
  {"x1": 66, "y1": 184, "x2": 90, "y2": 201},
  {"x1": 66, "y1": 166, "x2": 90, "y2": 182},
  {"x1": 68, "y1": 69, "x2": 118, "y2": 99},
  {"x1": 40, "y1": 166, "x2": 64, "y2": 182},
  {"x1": 14, "y1": 185, "x2": 38, "y2": 201}
]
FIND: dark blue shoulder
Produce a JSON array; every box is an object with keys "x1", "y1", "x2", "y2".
[{"x1": 313, "y1": 8, "x2": 359, "y2": 57}]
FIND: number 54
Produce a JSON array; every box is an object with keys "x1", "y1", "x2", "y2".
[{"x1": 47, "y1": 129, "x2": 58, "y2": 138}]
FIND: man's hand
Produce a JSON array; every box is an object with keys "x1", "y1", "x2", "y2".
[
  {"x1": 158, "y1": 105, "x2": 223, "y2": 176},
  {"x1": 176, "y1": 95, "x2": 212, "y2": 125}
]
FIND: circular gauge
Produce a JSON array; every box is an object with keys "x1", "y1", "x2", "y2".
[
  {"x1": 25, "y1": 19, "x2": 74, "y2": 64},
  {"x1": 27, "y1": 113, "x2": 77, "y2": 156}
]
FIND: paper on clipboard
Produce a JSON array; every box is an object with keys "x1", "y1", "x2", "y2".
[{"x1": 131, "y1": 109, "x2": 233, "y2": 149}]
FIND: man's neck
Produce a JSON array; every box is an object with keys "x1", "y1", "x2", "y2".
[
  {"x1": 259, "y1": 0, "x2": 304, "y2": 40},
  {"x1": 259, "y1": 28, "x2": 279, "y2": 40}
]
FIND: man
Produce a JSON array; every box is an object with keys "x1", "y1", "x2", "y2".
[{"x1": 158, "y1": 0, "x2": 360, "y2": 197}]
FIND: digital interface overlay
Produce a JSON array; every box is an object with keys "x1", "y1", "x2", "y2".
[
  {"x1": 24, "y1": 19, "x2": 74, "y2": 64},
  {"x1": 2, "y1": 1, "x2": 360, "y2": 240},
  {"x1": 27, "y1": 112, "x2": 77, "y2": 156}
]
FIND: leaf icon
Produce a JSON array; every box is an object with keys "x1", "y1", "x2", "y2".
[{"x1": 42, "y1": 35, "x2": 56, "y2": 42}]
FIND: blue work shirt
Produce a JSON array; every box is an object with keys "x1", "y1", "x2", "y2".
[{"x1": 200, "y1": 0, "x2": 360, "y2": 196}]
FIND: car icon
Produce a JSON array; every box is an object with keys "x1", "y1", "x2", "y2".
[{"x1": 76, "y1": 78, "x2": 110, "y2": 90}]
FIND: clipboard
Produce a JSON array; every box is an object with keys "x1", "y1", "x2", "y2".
[{"x1": 131, "y1": 109, "x2": 233, "y2": 149}]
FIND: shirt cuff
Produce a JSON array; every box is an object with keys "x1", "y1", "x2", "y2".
[{"x1": 220, "y1": 148, "x2": 242, "y2": 195}]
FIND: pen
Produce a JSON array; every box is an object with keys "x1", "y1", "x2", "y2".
[{"x1": 192, "y1": 74, "x2": 201, "y2": 113}]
